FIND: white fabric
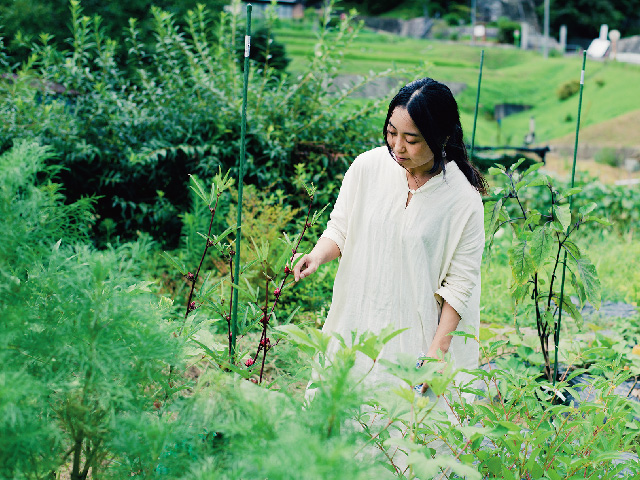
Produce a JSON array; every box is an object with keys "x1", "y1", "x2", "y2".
[{"x1": 320, "y1": 146, "x2": 484, "y2": 389}]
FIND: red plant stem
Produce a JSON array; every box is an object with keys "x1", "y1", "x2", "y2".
[
  {"x1": 626, "y1": 376, "x2": 638, "y2": 398},
  {"x1": 184, "y1": 193, "x2": 221, "y2": 322},
  {"x1": 227, "y1": 252, "x2": 234, "y2": 362},
  {"x1": 254, "y1": 195, "x2": 315, "y2": 382},
  {"x1": 258, "y1": 278, "x2": 270, "y2": 382}
]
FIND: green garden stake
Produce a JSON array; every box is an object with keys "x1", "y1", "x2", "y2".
[
  {"x1": 470, "y1": 50, "x2": 484, "y2": 163},
  {"x1": 554, "y1": 51, "x2": 587, "y2": 385},
  {"x1": 231, "y1": 3, "x2": 252, "y2": 361}
]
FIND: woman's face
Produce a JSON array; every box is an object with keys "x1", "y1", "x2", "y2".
[{"x1": 386, "y1": 107, "x2": 434, "y2": 173}]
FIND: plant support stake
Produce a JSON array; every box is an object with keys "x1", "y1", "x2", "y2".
[
  {"x1": 231, "y1": 3, "x2": 252, "y2": 361},
  {"x1": 554, "y1": 51, "x2": 587, "y2": 385},
  {"x1": 470, "y1": 50, "x2": 484, "y2": 163}
]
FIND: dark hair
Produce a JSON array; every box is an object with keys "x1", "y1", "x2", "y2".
[{"x1": 383, "y1": 78, "x2": 488, "y2": 195}]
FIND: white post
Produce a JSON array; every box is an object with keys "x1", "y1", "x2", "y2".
[
  {"x1": 599, "y1": 24, "x2": 609, "y2": 40},
  {"x1": 521, "y1": 22, "x2": 529, "y2": 50},
  {"x1": 609, "y1": 29, "x2": 620, "y2": 59},
  {"x1": 559, "y1": 24, "x2": 567, "y2": 53}
]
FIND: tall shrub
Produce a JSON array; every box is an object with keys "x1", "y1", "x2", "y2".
[
  {"x1": 0, "y1": 0, "x2": 400, "y2": 246},
  {"x1": 0, "y1": 142, "x2": 187, "y2": 479}
]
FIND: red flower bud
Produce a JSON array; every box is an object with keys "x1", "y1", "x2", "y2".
[
  {"x1": 274, "y1": 288, "x2": 281, "y2": 297},
  {"x1": 250, "y1": 378, "x2": 258, "y2": 384},
  {"x1": 260, "y1": 337, "x2": 270, "y2": 346},
  {"x1": 186, "y1": 272, "x2": 195, "y2": 281},
  {"x1": 188, "y1": 301, "x2": 196, "y2": 311},
  {"x1": 153, "y1": 400, "x2": 162, "y2": 409},
  {"x1": 245, "y1": 357, "x2": 255, "y2": 367},
  {"x1": 284, "y1": 265, "x2": 292, "y2": 275}
]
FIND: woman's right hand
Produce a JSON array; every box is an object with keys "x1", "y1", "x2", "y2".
[
  {"x1": 292, "y1": 237, "x2": 341, "y2": 282},
  {"x1": 292, "y1": 253, "x2": 321, "y2": 282}
]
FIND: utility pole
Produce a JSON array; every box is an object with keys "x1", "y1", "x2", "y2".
[
  {"x1": 543, "y1": 0, "x2": 550, "y2": 58},
  {"x1": 471, "y1": 0, "x2": 477, "y2": 45}
]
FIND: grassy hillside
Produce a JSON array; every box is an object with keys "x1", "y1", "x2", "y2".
[{"x1": 275, "y1": 23, "x2": 640, "y2": 149}]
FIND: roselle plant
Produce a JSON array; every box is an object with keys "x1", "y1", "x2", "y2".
[
  {"x1": 167, "y1": 174, "x2": 327, "y2": 382},
  {"x1": 484, "y1": 159, "x2": 607, "y2": 381}
]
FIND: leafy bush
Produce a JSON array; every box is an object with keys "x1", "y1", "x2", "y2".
[
  {"x1": 595, "y1": 147, "x2": 621, "y2": 167},
  {"x1": 557, "y1": 79, "x2": 580, "y2": 100},
  {"x1": 0, "y1": 0, "x2": 397, "y2": 247},
  {"x1": 512, "y1": 170, "x2": 640, "y2": 235},
  {"x1": 485, "y1": 160, "x2": 604, "y2": 381},
  {"x1": 497, "y1": 16, "x2": 520, "y2": 44},
  {"x1": 0, "y1": 141, "x2": 188, "y2": 479},
  {"x1": 2, "y1": 143, "x2": 638, "y2": 477}
]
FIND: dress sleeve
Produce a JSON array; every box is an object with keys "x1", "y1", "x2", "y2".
[
  {"x1": 434, "y1": 203, "x2": 485, "y2": 319},
  {"x1": 320, "y1": 161, "x2": 358, "y2": 254}
]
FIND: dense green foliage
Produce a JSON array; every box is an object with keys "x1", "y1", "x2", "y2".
[
  {"x1": 2, "y1": 108, "x2": 640, "y2": 480},
  {"x1": 0, "y1": 0, "x2": 228, "y2": 62},
  {"x1": 2, "y1": 3, "x2": 640, "y2": 478},
  {"x1": 485, "y1": 160, "x2": 605, "y2": 380},
  {"x1": 0, "y1": 0, "x2": 397, "y2": 246},
  {"x1": 0, "y1": 142, "x2": 190, "y2": 478},
  {"x1": 547, "y1": 0, "x2": 640, "y2": 39}
]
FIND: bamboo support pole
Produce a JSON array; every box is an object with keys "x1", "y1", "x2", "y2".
[
  {"x1": 554, "y1": 51, "x2": 587, "y2": 385},
  {"x1": 230, "y1": 3, "x2": 252, "y2": 360},
  {"x1": 470, "y1": 50, "x2": 484, "y2": 163}
]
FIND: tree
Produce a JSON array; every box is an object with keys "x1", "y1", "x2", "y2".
[
  {"x1": 543, "y1": 0, "x2": 639, "y2": 39},
  {"x1": 0, "y1": 0, "x2": 229, "y2": 62}
]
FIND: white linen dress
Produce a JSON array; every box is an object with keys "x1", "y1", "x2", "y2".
[{"x1": 319, "y1": 146, "x2": 485, "y2": 390}]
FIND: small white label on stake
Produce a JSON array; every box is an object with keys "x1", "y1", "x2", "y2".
[
  {"x1": 580, "y1": 70, "x2": 585, "y2": 84},
  {"x1": 244, "y1": 35, "x2": 251, "y2": 57}
]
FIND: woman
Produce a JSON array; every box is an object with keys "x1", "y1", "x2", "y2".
[{"x1": 293, "y1": 78, "x2": 487, "y2": 394}]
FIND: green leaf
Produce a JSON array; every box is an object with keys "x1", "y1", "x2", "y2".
[
  {"x1": 526, "y1": 175, "x2": 549, "y2": 188},
  {"x1": 509, "y1": 157, "x2": 527, "y2": 172},
  {"x1": 521, "y1": 162, "x2": 543, "y2": 178},
  {"x1": 310, "y1": 203, "x2": 330, "y2": 226},
  {"x1": 584, "y1": 215, "x2": 612, "y2": 226},
  {"x1": 484, "y1": 198, "x2": 503, "y2": 236},
  {"x1": 188, "y1": 174, "x2": 208, "y2": 204},
  {"x1": 509, "y1": 240, "x2": 533, "y2": 285},
  {"x1": 559, "y1": 295, "x2": 583, "y2": 329},
  {"x1": 563, "y1": 186, "x2": 583, "y2": 197},
  {"x1": 554, "y1": 204, "x2": 572, "y2": 231},
  {"x1": 562, "y1": 240, "x2": 581, "y2": 260},
  {"x1": 125, "y1": 280, "x2": 155, "y2": 293},
  {"x1": 162, "y1": 251, "x2": 186, "y2": 275},
  {"x1": 576, "y1": 257, "x2": 601, "y2": 310},
  {"x1": 530, "y1": 225, "x2": 554, "y2": 271},
  {"x1": 523, "y1": 209, "x2": 542, "y2": 230},
  {"x1": 406, "y1": 454, "x2": 481, "y2": 480},
  {"x1": 488, "y1": 166, "x2": 504, "y2": 176},
  {"x1": 579, "y1": 202, "x2": 597, "y2": 215}
]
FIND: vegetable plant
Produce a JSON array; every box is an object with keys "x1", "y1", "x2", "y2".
[{"x1": 484, "y1": 160, "x2": 607, "y2": 381}]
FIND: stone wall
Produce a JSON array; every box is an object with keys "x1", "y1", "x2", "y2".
[
  {"x1": 359, "y1": 16, "x2": 434, "y2": 39},
  {"x1": 618, "y1": 35, "x2": 640, "y2": 53}
]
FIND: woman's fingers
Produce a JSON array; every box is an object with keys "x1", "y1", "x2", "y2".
[
  {"x1": 293, "y1": 254, "x2": 319, "y2": 282},
  {"x1": 293, "y1": 254, "x2": 311, "y2": 281}
]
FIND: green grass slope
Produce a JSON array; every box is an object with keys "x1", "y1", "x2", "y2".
[{"x1": 275, "y1": 23, "x2": 640, "y2": 148}]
